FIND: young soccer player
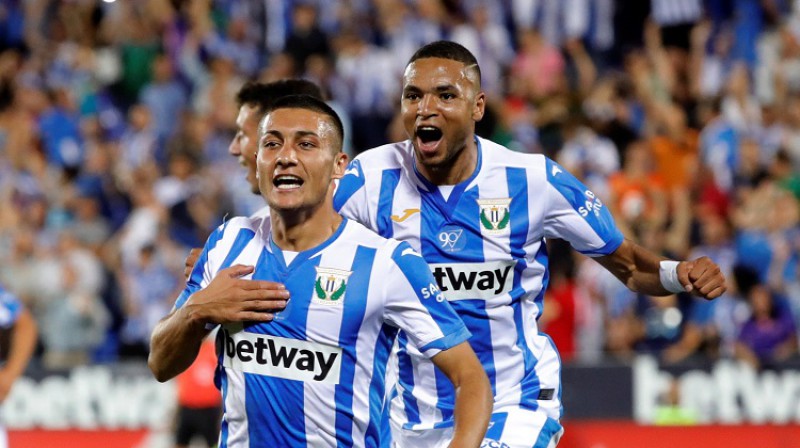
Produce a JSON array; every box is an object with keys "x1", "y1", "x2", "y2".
[{"x1": 149, "y1": 95, "x2": 492, "y2": 447}]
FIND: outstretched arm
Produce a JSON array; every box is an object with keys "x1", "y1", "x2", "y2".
[
  {"x1": 0, "y1": 308, "x2": 37, "y2": 402},
  {"x1": 595, "y1": 239, "x2": 726, "y2": 299},
  {"x1": 431, "y1": 342, "x2": 492, "y2": 448},
  {"x1": 148, "y1": 264, "x2": 289, "y2": 382}
]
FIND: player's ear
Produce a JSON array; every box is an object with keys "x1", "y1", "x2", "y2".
[
  {"x1": 472, "y1": 90, "x2": 486, "y2": 122},
  {"x1": 331, "y1": 152, "x2": 349, "y2": 180}
]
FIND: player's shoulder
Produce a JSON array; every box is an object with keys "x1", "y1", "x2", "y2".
[
  {"x1": 208, "y1": 215, "x2": 263, "y2": 245},
  {"x1": 478, "y1": 137, "x2": 547, "y2": 170},
  {"x1": 341, "y1": 219, "x2": 400, "y2": 250},
  {"x1": 351, "y1": 140, "x2": 412, "y2": 173},
  {"x1": 340, "y1": 219, "x2": 418, "y2": 260}
]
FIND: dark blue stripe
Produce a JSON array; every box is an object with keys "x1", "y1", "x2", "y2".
[
  {"x1": 533, "y1": 416, "x2": 563, "y2": 448},
  {"x1": 335, "y1": 246, "x2": 377, "y2": 447},
  {"x1": 218, "y1": 347, "x2": 229, "y2": 448},
  {"x1": 396, "y1": 332, "x2": 421, "y2": 427},
  {"x1": 333, "y1": 159, "x2": 365, "y2": 212},
  {"x1": 507, "y1": 167, "x2": 540, "y2": 409},
  {"x1": 484, "y1": 412, "x2": 508, "y2": 441},
  {"x1": 377, "y1": 169, "x2": 402, "y2": 238},
  {"x1": 244, "y1": 253, "x2": 321, "y2": 446},
  {"x1": 175, "y1": 222, "x2": 229, "y2": 309},
  {"x1": 366, "y1": 325, "x2": 398, "y2": 447},
  {"x1": 219, "y1": 228, "x2": 257, "y2": 270}
]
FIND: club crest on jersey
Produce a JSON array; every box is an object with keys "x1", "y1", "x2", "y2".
[
  {"x1": 477, "y1": 198, "x2": 512, "y2": 236},
  {"x1": 313, "y1": 267, "x2": 352, "y2": 305}
]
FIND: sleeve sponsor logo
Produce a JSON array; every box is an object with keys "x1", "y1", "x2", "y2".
[
  {"x1": 578, "y1": 190, "x2": 604, "y2": 218},
  {"x1": 477, "y1": 198, "x2": 512, "y2": 236},
  {"x1": 222, "y1": 329, "x2": 342, "y2": 384},
  {"x1": 428, "y1": 261, "x2": 516, "y2": 301}
]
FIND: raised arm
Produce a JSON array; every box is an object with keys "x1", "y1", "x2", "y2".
[
  {"x1": 595, "y1": 239, "x2": 726, "y2": 299},
  {"x1": 148, "y1": 264, "x2": 289, "y2": 382},
  {"x1": 431, "y1": 342, "x2": 492, "y2": 448}
]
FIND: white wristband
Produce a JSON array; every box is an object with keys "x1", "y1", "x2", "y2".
[{"x1": 659, "y1": 260, "x2": 685, "y2": 293}]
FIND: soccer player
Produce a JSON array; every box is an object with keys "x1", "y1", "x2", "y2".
[
  {"x1": 183, "y1": 79, "x2": 325, "y2": 279},
  {"x1": 0, "y1": 284, "x2": 37, "y2": 448},
  {"x1": 149, "y1": 95, "x2": 492, "y2": 447},
  {"x1": 333, "y1": 41, "x2": 727, "y2": 447}
]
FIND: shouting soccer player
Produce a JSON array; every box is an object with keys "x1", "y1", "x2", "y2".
[
  {"x1": 333, "y1": 41, "x2": 726, "y2": 447},
  {"x1": 149, "y1": 95, "x2": 492, "y2": 447},
  {"x1": 183, "y1": 80, "x2": 325, "y2": 279}
]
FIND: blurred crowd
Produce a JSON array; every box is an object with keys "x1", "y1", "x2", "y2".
[{"x1": 0, "y1": 0, "x2": 799, "y2": 372}]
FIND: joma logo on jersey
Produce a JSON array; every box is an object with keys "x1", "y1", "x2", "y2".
[
  {"x1": 313, "y1": 267, "x2": 352, "y2": 305},
  {"x1": 222, "y1": 329, "x2": 342, "y2": 383},
  {"x1": 429, "y1": 261, "x2": 515, "y2": 300},
  {"x1": 477, "y1": 198, "x2": 512, "y2": 236}
]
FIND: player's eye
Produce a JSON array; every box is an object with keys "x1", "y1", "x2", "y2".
[
  {"x1": 404, "y1": 92, "x2": 420, "y2": 101},
  {"x1": 262, "y1": 140, "x2": 281, "y2": 149},
  {"x1": 440, "y1": 93, "x2": 455, "y2": 100}
]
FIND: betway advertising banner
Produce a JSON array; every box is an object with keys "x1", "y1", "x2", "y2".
[
  {"x1": 561, "y1": 355, "x2": 800, "y2": 424},
  {"x1": 3, "y1": 356, "x2": 800, "y2": 447}
]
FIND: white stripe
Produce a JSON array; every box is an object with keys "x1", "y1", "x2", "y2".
[
  {"x1": 475, "y1": 165, "x2": 527, "y2": 409},
  {"x1": 303, "y1": 383, "x2": 338, "y2": 446},
  {"x1": 223, "y1": 354, "x2": 249, "y2": 446},
  {"x1": 302, "y1": 244, "x2": 358, "y2": 441}
]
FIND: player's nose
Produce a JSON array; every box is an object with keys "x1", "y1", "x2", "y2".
[{"x1": 418, "y1": 94, "x2": 437, "y2": 117}]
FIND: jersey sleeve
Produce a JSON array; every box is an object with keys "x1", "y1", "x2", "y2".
[
  {"x1": 543, "y1": 158, "x2": 624, "y2": 257},
  {"x1": 0, "y1": 287, "x2": 23, "y2": 329},
  {"x1": 382, "y1": 242, "x2": 471, "y2": 358},
  {"x1": 334, "y1": 159, "x2": 371, "y2": 225},
  {"x1": 173, "y1": 221, "x2": 229, "y2": 310}
]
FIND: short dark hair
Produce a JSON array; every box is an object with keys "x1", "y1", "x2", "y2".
[
  {"x1": 236, "y1": 79, "x2": 324, "y2": 115},
  {"x1": 265, "y1": 95, "x2": 344, "y2": 151},
  {"x1": 407, "y1": 40, "x2": 481, "y2": 84}
]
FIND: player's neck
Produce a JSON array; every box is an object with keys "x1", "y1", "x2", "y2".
[
  {"x1": 270, "y1": 200, "x2": 342, "y2": 252},
  {"x1": 416, "y1": 138, "x2": 478, "y2": 186}
]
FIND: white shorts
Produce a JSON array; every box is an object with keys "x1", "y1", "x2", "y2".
[{"x1": 390, "y1": 407, "x2": 563, "y2": 448}]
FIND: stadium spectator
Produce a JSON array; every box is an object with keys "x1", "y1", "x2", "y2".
[{"x1": 734, "y1": 265, "x2": 798, "y2": 370}]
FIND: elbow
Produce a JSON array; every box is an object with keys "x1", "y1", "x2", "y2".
[{"x1": 147, "y1": 351, "x2": 174, "y2": 383}]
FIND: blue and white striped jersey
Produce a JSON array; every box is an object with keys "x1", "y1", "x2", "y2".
[
  {"x1": 0, "y1": 285, "x2": 22, "y2": 330},
  {"x1": 334, "y1": 137, "x2": 624, "y2": 429},
  {"x1": 176, "y1": 217, "x2": 470, "y2": 447}
]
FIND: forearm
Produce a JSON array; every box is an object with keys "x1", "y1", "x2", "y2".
[
  {"x1": 148, "y1": 305, "x2": 209, "y2": 382},
  {"x1": 4, "y1": 310, "x2": 37, "y2": 379},
  {"x1": 597, "y1": 239, "x2": 671, "y2": 296},
  {"x1": 449, "y1": 371, "x2": 493, "y2": 448},
  {"x1": 431, "y1": 343, "x2": 492, "y2": 448}
]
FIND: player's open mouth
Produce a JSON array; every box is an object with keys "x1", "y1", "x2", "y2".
[
  {"x1": 273, "y1": 174, "x2": 304, "y2": 190},
  {"x1": 416, "y1": 125, "x2": 443, "y2": 154}
]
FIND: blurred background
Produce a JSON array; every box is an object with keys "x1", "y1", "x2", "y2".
[{"x1": 1, "y1": 0, "x2": 799, "y2": 447}]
